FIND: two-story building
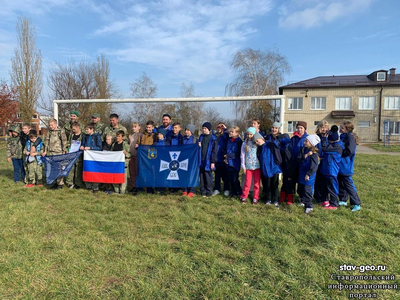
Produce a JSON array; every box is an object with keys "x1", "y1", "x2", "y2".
[{"x1": 279, "y1": 68, "x2": 400, "y2": 142}]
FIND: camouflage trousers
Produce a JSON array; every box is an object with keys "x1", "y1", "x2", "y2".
[
  {"x1": 66, "y1": 158, "x2": 84, "y2": 188},
  {"x1": 26, "y1": 161, "x2": 43, "y2": 185},
  {"x1": 113, "y1": 166, "x2": 128, "y2": 194}
]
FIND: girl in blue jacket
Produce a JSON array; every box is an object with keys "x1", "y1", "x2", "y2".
[
  {"x1": 338, "y1": 121, "x2": 361, "y2": 212},
  {"x1": 298, "y1": 134, "x2": 320, "y2": 214},
  {"x1": 315, "y1": 120, "x2": 330, "y2": 206}
]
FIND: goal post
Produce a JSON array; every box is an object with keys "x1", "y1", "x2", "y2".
[{"x1": 53, "y1": 95, "x2": 286, "y2": 126}]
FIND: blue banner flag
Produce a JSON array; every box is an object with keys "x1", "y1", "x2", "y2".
[
  {"x1": 42, "y1": 151, "x2": 83, "y2": 185},
  {"x1": 137, "y1": 144, "x2": 200, "y2": 188}
]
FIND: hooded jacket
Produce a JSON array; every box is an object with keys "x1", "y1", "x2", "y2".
[{"x1": 338, "y1": 132, "x2": 357, "y2": 176}]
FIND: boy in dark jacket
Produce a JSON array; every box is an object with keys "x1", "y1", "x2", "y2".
[
  {"x1": 225, "y1": 126, "x2": 242, "y2": 198},
  {"x1": 199, "y1": 122, "x2": 217, "y2": 197},
  {"x1": 213, "y1": 123, "x2": 230, "y2": 196}
]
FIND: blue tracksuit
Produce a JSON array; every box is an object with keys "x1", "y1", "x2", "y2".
[
  {"x1": 199, "y1": 133, "x2": 217, "y2": 196},
  {"x1": 298, "y1": 149, "x2": 319, "y2": 208},
  {"x1": 226, "y1": 137, "x2": 243, "y2": 196}
]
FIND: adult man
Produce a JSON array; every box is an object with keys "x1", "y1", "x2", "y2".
[
  {"x1": 213, "y1": 122, "x2": 230, "y2": 196},
  {"x1": 102, "y1": 113, "x2": 128, "y2": 143},
  {"x1": 158, "y1": 113, "x2": 173, "y2": 138},
  {"x1": 63, "y1": 111, "x2": 84, "y2": 140},
  {"x1": 91, "y1": 113, "x2": 105, "y2": 135}
]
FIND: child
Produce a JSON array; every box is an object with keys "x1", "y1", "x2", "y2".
[
  {"x1": 137, "y1": 120, "x2": 156, "y2": 146},
  {"x1": 277, "y1": 134, "x2": 293, "y2": 205},
  {"x1": 240, "y1": 127, "x2": 261, "y2": 205},
  {"x1": 182, "y1": 124, "x2": 197, "y2": 197},
  {"x1": 66, "y1": 122, "x2": 84, "y2": 189},
  {"x1": 198, "y1": 122, "x2": 217, "y2": 197},
  {"x1": 320, "y1": 126, "x2": 343, "y2": 210},
  {"x1": 103, "y1": 135, "x2": 113, "y2": 151},
  {"x1": 288, "y1": 121, "x2": 308, "y2": 205},
  {"x1": 225, "y1": 126, "x2": 243, "y2": 198},
  {"x1": 154, "y1": 128, "x2": 170, "y2": 145},
  {"x1": 111, "y1": 130, "x2": 131, "y2": 194},
  {"x1": 297, "y1": 135, "x2": 320, "y2": 213},
  {"x1": 24, "y1": 131, "x2": 44, "y2": 187},
  {"x1": 338, "y1": 121, "x2": 361, "y2": 212},
  {"x1": 315, "y1": 120, "x2": 330, "y2": 206},
  {"x1": 167, "y1": 122, "x2": 183, "y2": 145},
  {"x1": 128, "y1": 122, "x2": 141, "y2": 194},
  {"x1": 251, "y1": 119, "x2": 265, "y2": 136},
  {"x1": 43, "y1": 119, "x2": 68, "y2": 189},
  {"x1": 6, "y1": 125, "x2": 25, "y2": 183},
  {"x1": 80, "y1": 123, "x2": 102, "y2": 193},
  {"x1": 263, "y1": 122, "x2": 282, "y2": 205},
  {"x1": 213, "y1": 123, "x2": 230, "y2": 197}
]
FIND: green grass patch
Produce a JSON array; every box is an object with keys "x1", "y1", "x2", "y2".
[
  {"x1": 0, "y1": 142, "x2": 399, "y2": 299},
  {"x1": 364, "y1": 143, "x2": 400, "y2": 152}
]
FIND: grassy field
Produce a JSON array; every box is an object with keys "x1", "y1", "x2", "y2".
[
  {"x1": 364, "y1": 143, "x2": 400, "y2": 153},
  {"x1": 0, "y1": 141, "x2": 399, "y2": 299}
]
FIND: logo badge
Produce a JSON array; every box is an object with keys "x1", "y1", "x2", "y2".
[
  {"x1": 160, "y1": 151, "x2": 189, "y2": 180},
  {"x1": 148, "y1": 148, "x2": 157, "y2": 159}
]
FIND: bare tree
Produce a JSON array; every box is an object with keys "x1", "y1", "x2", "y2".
[
  {"x1": 44, "y1": 55, "x2": 115, "y2": 125},
  {"x1": 225, "y1": 47, "x2": 291, "y2": 119},
  {"x1": 10, "y1": 17, "x2": 43, "y2": 123},
  {"x1": 175, "y1": 82, "x2": 204, "y2": 127}
]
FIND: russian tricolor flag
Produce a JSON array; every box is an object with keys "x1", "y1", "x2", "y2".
[{"x1": 83, "y1": 150, "x2": 125, "y2": 184}]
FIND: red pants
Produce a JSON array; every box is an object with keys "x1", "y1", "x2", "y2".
[{"x1": 241, "y1": 169, "x2": 261, "y2": 199}]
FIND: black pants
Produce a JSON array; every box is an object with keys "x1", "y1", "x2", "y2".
[
  {"x1": 314, "y1": 170, "x2": 328, "y2": 203},
  {"x1": 200, "y1": 167, "x2": 213, "y2": 196},
  {"x1": 214, "y1": 164, "x2": 230, "y2": 192},
  {"x1": 338, "y1": 175, "x2": 361, "y2": 205},
  {"x1": 228, "y1": 167, "x2": 242, "y2": 196},
  {"x1": 262, "y1": 174, "x2": 279, "y2": 203},
  {"x1": 298, "y1": 184, "x2": 313, "y2": 208}
]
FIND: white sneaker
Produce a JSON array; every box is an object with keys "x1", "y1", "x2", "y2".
[
  {"x1": 212, "y1": 190, "x2": 220, "y2": 196},
  {"x1": 305, "y1": 208, "x2": 313, "y2": 214},
  {"x1": 224, "y1": 190, "x2": 230, "y2": 197}
]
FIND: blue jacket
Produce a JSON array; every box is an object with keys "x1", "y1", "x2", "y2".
[
  {"x1": 320, "y1": 142, "x2": 344, "y2": 177},
  {"x1": 257, "y1": 142, "x2": 282, "y2": 178},
  {"x1": 25, "y1": 139, "x2": 43, "y2": 165},
  {"x1": 81, "y1": 133, "x2": 102, "y2": 151},
  {"x1": 264, "y1": 133, "x2": 280, "y2": 147},
  {"x1": 339, "y1": 133, "x2": 357, "y2": 176},
  {"x1": 290, "y1": 132, "x2": 308, "y2": 167},
  {"x1": 167, "y1": 132, "x2": 183, "y2": 145},
  {"x1": 216, "y1": 129, "x2": 229, "y2": 165},
  {"x1": 298, "y1": 149, "x2": 319, "y2": 186},
  {"x1": 199, "y1": 133, "x2": 217, "y2": 171},
  {"x1": 182, "y1": 135, "x2": 197, "y2": 145},
  {"x1": 316, "y1": 134, "x2": 329, "y2": 158},
  {"x1": 154, "y1": 139, "x2": 170, "y2": 146},
  {"x1": 226, "y1": 137, "x2": 242, "y2": 171}
]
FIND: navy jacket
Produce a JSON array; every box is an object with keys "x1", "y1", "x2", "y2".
[
  {"x1": 257, "y1": 142, "x2": 282, "y2": 178},
  {"x1": 290, "y1": 132, "x2": 308, "y2": 167},
  {"x1": 199, "y1": 133, "x2": 217, "y2": 171},
  {"x1": 339, "y1": 133, "x2": 357, "y2": 176},
  {"x1": 81, "y1": 133, "x2": 102, "y2": 151},
  {"x1": 298, "y1": 149, "x2": 319, "y2": 186},
  {"x1": 182, "y1": 135, "x2": 197, "y2": 145},
  {"x1": 154, "y1": 139, "x2": 170, "y2": 146},
  {"x1": 226, "y1": 137, "x2": 242, "y2": 171},
  {"x1": 167, "y1": 132, "x2": 183, "y2": 146},
  {"x1": 216, "y1": 129, "x2": 229, "y2": 165},
  {"x1": 264, "y1": 133, "x2": 280, "y2": 147},
  {"x1": 320, "y1": 142, "x2": 344, "y2": 177}
]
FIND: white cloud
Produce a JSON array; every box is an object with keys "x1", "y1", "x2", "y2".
[
  {"x1": 279, "y1": 0, "x2": 375, "y2": 29},
  {"x1": 93, "y1": 0, "x2": 273, "y2": 83}
]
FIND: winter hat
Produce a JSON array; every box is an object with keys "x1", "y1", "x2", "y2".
[
  {"x1": 272, "y1": 122, "x2": 282, "y2": 129},
  {"x1": 202, "y1": 122, "x2": 212, "y2": 131},
  {"x1": 253, "y1": 132, "x2": 264, "y2": 141},
  {"x1": 185, "y1": 124, "x2": 196, "y2": 134},
  {"x1": 247, "y1": 127, "x2": 256, "y2": 135},
  {"x1": 328, "y1": 125, "x2": 340, "y2": 142},
  {"x1": 157, "y1": 128, "x2": 167, "y2": 137},
  {"x1": 70, "y1": 111, "x2": 79, "y2": 117},
  {"x1": 296, "y1": 121, "x2": 307, "y2": 130},
  {"x1": 306, "y1": 134, "x2": 321, "y2": 147}
]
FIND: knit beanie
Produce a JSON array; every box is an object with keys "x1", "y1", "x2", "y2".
[
  {"x1": 202, "y1": 122, "x2": 212, "y2": 131},
  {"x1": 253, "y1": 132, "x2": 264, "y2": 141},
  {"x1": 306, "y1": 134, "x2": 321, "y2": 147},
  {"x1": 247, "y1": 127, "x2": 256, "y2": 135},
  {"x1": 70, "y1": 110, "x2": 79, "y2": 117},
  {"x1": 296, "y1": 121, "x2": 307, "y2": 130},
  {"x1": 157, "y1": 128, "x2": 167, "y2": 137},
  {"x1": 185, "y1": 124, "x2": 196, "y2": 134},
  {"x1": 328, "y1": 125, "x2": 340, "y2": 142},
  {"x1": 272, "y1": 122, "x2": 282, "y2": 129}
]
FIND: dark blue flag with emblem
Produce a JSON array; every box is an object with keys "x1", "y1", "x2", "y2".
[
  {"x1": 137, "y1": 144, "x2": 200, "y2": 188},
  {"x1": 42, "y1": 151, "x2": 83, "y2": 185}
]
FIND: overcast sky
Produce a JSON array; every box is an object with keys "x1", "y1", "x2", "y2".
[{"x1": 1, "y1": 0, "x2": 399, "y2": 119}]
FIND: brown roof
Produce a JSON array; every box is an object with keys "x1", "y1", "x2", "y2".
[{"x1": 279, "y1": 69, "x2": 400, "y2": 94}]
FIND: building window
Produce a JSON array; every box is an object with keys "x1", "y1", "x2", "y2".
[
  {"x1": 359, "y1": 96, "x2": 375, "y2": 110},
  {"x1": 287, "y1": 121, "x2": 297, "y2": 133},
  {"x1": 311, "y1": 97, "x2": 326, "y2": 110},
  {"x1": 357, "y1": 121, "x2": 370, "y2": 128},
  {"x1": 16, "y1": 113, "x2": 21, "y2": 119},
  {"x1": 377, "y1": 72, "x2": 386, "y2": 81},
  {"x1": 385, "y1": 121, "x2": 400, "y2": 135},
  {"x1": 314, "y1": 121, "x2": 319, "y2": 126},
  {"x1": 288, "y1": 97, "x2": 303, "y2": 110},
  {"x1": 335, "y1": 97, "x2": 351, "y2": 110},
  {"x1": 32, "y1": 114, "x2": 38, "y2": 119},
  {"x1": 384, "y1": 97, "x2": 400, "y2": 109}
]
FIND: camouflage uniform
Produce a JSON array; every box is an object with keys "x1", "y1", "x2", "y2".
[
  {"x1": 111, "y1": 140, "x2": 131, "y2": 194},
  {"x1": 94, "y1": 122, "x2": 106, "y2": 135},
  {"x1": 7, "y1": 126, "x2": 25, "y2": 183},
  {"x1": 63, "y1": 121, "x2": 84, "y2": 140},
  {"x1": 102, "y1": 124, "x2": 128, "y2": 144},
  {"x1": 24, "y1": 139, "x2": 44, "y2": 185},
  {"x1": 44, "y1": 126, "x2": 68, "y2": 186},
  {"x1": 66, "y1": 131, "x2": 84, "y2": 188}
]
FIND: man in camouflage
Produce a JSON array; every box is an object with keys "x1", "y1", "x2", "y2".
[
  {"x1": 91, "y1": 113, "x2": 105, "y2": 135},
  {"x1": 43, "y1": 119, "x2": 68, "y2": 189},
  {"x1": 66, "y1": 122, "x2": 84, "y2": 189},
  {"x1": 102, "y1": 113, "x2": 128, "y2": 144},
  {"x1": 63, "y1": 111, "x2": 84, "y2": 140}
]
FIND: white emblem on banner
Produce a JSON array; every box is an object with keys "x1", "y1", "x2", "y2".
[{"x1": 160, "y1": 151, "x2": 189, "y2": 180}]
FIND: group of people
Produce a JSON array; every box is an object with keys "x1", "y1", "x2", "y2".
[{"x1": 6, "y1": 110, "x2": 361, "y2": 213}]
